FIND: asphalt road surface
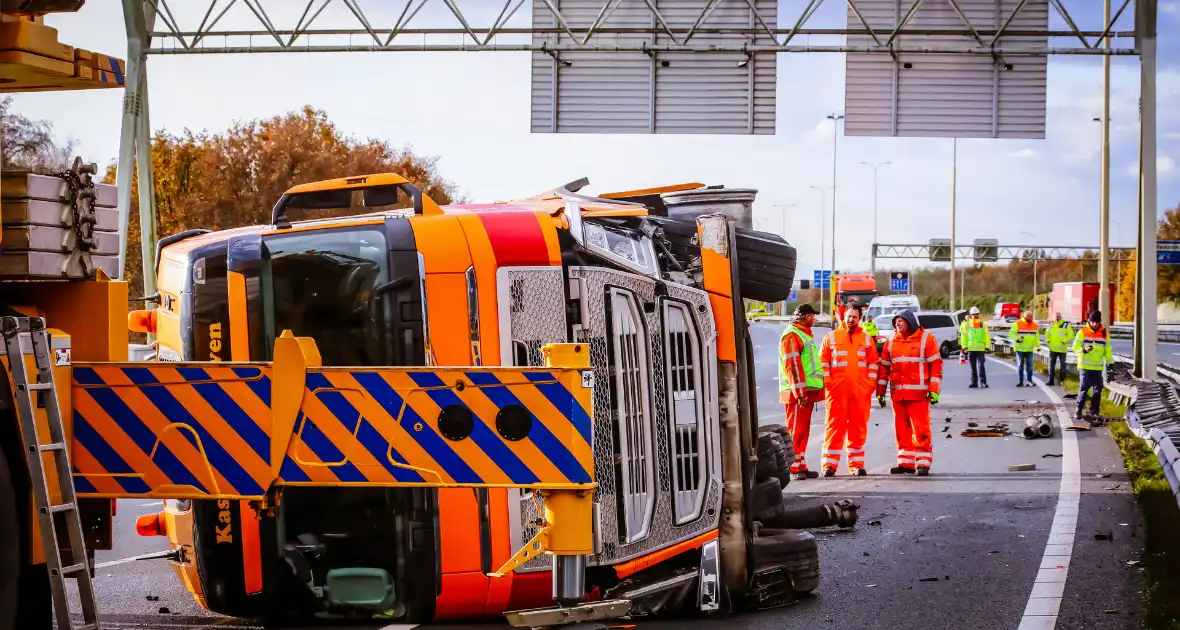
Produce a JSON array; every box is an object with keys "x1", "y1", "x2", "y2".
[
  {"x1": 65, "y1": 322, "x2": 1149, "y2": 629},
  {"x1": 1110, "y1": 337, "x2": 1180, "y2": 365}
]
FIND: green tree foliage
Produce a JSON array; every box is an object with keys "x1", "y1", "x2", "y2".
[
  {"x1": 1115, "y1": 204, "x2": 1180, "y2": 320},
  {"x1": 104, "y1": 105, "x2": 461, "y2": 299}
]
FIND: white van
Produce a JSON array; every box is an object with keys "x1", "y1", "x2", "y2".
[{"x1": 866, "y1": 294, "x2": 921, "y2": 320}]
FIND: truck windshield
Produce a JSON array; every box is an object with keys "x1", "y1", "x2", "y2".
[{"x1": 262, "y1": 225, "x2": 392, "y2": 366}]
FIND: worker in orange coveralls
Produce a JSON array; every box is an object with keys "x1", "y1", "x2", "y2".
[
  {"x1": 876, "y1": 309, "x2": 942, "y2": 476},
  {"x1": 819, "y1": 302, "x2": 879, "y2": 477},
  {"x1": 779, "y1": 303, "x2": 825, "y2": 480}
]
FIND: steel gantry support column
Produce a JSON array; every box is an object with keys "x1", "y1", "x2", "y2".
[
  {"x1": 116, "y1": 0, "x2": 160, "y2": 299},
  {"x1": 1135, "y1": 0, "x2": 1158, "y2": 379}
]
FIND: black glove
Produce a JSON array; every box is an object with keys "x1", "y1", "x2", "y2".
[{"x1": 878, "y1": 395, "x2": 887, "y2": 408}]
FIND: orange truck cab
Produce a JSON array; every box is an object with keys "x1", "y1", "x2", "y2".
[{"x1": 132, "y1": 174, "x2": 806, "y2": 624}]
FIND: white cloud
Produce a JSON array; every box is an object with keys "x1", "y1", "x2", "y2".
[
  {"x1": 1012, "y1": 148, "x2": 1039, "y2": 159},
  {"x1": 1125, "y1": 154, "x2": 1178, "y2": 179}
]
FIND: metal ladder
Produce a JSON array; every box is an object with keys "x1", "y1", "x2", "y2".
[{"x1": 2, "y1": 316, "x2": 99, "y2": 630}]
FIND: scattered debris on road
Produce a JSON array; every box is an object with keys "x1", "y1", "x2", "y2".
[
  {"x1": 1042, "y1": 453, "x2": 1063, "y2": 458},
  {"x1": 1097, "y1": 473, "x2": 1113, "y2": 478},
  {"x1": 1008, "y1": 464, "x2": 1037, "y2": 471},
  {"x1": 868, "y1": 519, "x2": 882, "y2": 526},
  {"x1": 918, "y1": 577, "x2": 940, "y2": 582},
  {"x1": 145, "y1": 595, "x2": 159, "y2": 602}
]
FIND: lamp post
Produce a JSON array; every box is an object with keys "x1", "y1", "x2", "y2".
[
  {"x1": 810, "y1": 186, "x2": 828, "y2": 315},
  {"x1": 950, "y1": 138, "x2": 958, "y2": 311},
  {"x1": 1021, "y1": 231, "x2": 1038, "y2": 317},
  {"x1": 827, "y1": 113, "x2": 844, "y2": 314},
  {"x1": 770, "y1": 203, "x2": 795, "y2": 237},
  {"x1": 861, "y1": 160, "x2": 891, "y2": 274}
]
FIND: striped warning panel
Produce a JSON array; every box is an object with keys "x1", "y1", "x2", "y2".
[
  {"x1": 280, "y1": 367, "x2": 594, "y2": 487},
  {"x1": 70, "y1": 364, "x2": 273, "y2": 499},
  {"x1": 69, "y1": 363, "x2": 595, "y2": 499}
]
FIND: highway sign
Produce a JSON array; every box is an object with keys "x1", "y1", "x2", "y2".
[
  {"x1": 812, "y1": 270, "x2": 840, "y2": 290},
  {"x1": 1160, "y1": 241, "x2": 1180, "y2": 265},
  {"x1": 788, "y1": 288, "x2": 798, "y2": 302},
  {"x1": 890, "y1": 271, "x2": 910, "y2": 293},
  {"x1": 929, "y1": 239, "x2": 951, "y2": 261}
]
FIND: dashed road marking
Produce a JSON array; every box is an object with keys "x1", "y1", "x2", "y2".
[{"x1": 988, "y1": 358, "x2": 1080, "y2": 630}]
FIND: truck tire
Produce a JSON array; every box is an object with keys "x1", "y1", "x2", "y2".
[
  {"x1": 751, "y1": 529, "x2": 820, "y2": 594},
  {"x1": 0, "y1": 447, "x2": 18, "y2": 630},
  {"x1": 750, "y1": 478, "x2": 783, "y2": 519},
  {"x1": 733, "y1": 226, "x2": 797, "y2": 303}
]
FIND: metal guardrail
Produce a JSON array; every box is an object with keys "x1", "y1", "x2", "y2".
[{"x1": 985, "y1": 319, "x2": 1180, "y2": 342}]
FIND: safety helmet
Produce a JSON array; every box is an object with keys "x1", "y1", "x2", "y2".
[{"x1": 969, "y1": 306, "x2": 980, "y2": 315}]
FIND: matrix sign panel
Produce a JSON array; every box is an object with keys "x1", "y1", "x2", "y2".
[
  {"x1": 530, "y1": 0, "x2": 777, "y2": 134},
  {"x1": 843, "y1": 0, "x2": 1049, "y2": 139}
]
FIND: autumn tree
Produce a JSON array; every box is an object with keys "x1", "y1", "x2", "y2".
[
  {"x1": 1114, "y1": 204, "x2": 1180, "y2": 321},
  {"x1": 106, "y1": 105, "x2": 460, "y2": 299},
  {"x1": 0, "y1": 96, "x2": 74, "y2": 172}
]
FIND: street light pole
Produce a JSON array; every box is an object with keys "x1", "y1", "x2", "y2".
[
  {"x1": 1098, "y1": 0, "x2": 1113, "y2": 329},
  {"x1": 827, "y1": 113, "x2": 844, "y2": 314},
  {"x1": 950, "y1": 138, "x2": 958, "y2": 311},
  {"x1": 861, "y1": 160, "x2": 891, "y2": 274},
  {"x1": 810, "y1": 186, "x2": 827, "y2": 316}
]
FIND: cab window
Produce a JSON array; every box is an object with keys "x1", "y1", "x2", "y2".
[{"x1": 262, "y1": 225, "x2": 392, "y2": 366}]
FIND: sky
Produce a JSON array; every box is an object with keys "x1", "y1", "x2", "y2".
[{"x1": 12, "y1": 0, "x2": 1180, "y2": 277}]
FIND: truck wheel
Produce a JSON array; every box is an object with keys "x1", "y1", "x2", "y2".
[
  {"x1": 0, "y1": 447, "x2": 18, "y2": 630},
  {"x1": 750, "y1": 529, "x2": 820, "y2": 595},
  {"x1": 750, "y1": 478, "x2": 783, "y2": 518},
  {"x1": 940, "y1": 341, "x2": 952, "y2": 359}
]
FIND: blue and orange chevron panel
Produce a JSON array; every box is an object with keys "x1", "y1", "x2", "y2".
[{"x1": 69, "y1": 363, "x2": 594, "y2": 499}]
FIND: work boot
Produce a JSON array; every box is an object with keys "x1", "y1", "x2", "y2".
[
  {"x1": 916, "y1": 467, "x2": 930, "y2": 477},
  {"x1": 1016, "y1": 382, "x2": 1024, "y2": 387},
  {"x1": 982, "y1": 383, "x2": 989, "y2": 388},
  {"x1": 1047, "y1": 380, "x2": 1055, "y2": 386},
  {"x1": 889, "y1": 466, "x2": 914, "y2": 475},
  {"x1": 969, "y1": 383, "x2": 978, "y2": 389},
  {"x1": 855, "y1": 468, "x2": 867, "y2": 477},
  {"x1": 822, "y1": 467, "x2": 836, "y2": 478},
  {"x1": 794, "y1": 470, "x2": 819, "y2": 480}
]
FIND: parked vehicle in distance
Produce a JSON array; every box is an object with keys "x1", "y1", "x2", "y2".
[
  {"x1": 873, "y1": 310, "x2": 961, "y2": 358},
  {"x1": 866, "y1": 294, "x2": 921, "y2": 320},
  {"x1": 993, "y1": 302, "x2": 1020, "y2": 322},
  {"x1": 1049, "y1": 282, "x2": 1116, "y2": 324}
]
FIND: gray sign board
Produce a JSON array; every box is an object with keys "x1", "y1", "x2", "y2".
[
  {"x1": 529, "y1": 0, "x2": 777, "y2": 134},
  {"x1": 843, "y1": 0, "x2": 1049, "y2": 139}
]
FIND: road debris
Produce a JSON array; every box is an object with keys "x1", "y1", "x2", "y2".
[
  {"x1": 868, "y1": 519, "x2": 882, "y2": 526},
  {"x1": 1095, "y1": 530, "x2": 1114, "y2": 541},
  {"x1": 918, "y1": 577, "x2": 940, "y2": 582},
  {"x1": 1022, "y1": 414, "x2": 1054, "y2": 439},
  {"x1": 942, "y1": 426, "x2": 951, "y2": 433},
  {"x1": 967, "y1": 422, "x2": 978, "y2": 428},
  {"x1": 1042, "y1": 453, "x2": 1063, "y2": 458},
  {"x1": 145, "y1": 595, "x2": 159, "y2": 602},
  {"x1": 1008, "y1": 464, "x2": 1037, "y2": 471},
  {"x1": 1097, "y1": 473, "x2": 1113, "y2": 478},
  {"x1": 158, "y1": 607, "x2": 171, "y2": 615}
]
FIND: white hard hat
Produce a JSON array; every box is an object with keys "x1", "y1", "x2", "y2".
[{"x1": 969, "y1": 306, "x2": 980, "y2": 315}]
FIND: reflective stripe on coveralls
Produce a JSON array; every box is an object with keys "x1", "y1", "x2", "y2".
[
  {"x1": 1010, "y1": 319, "x2": 1041, "y2": 352},
  {"x1": 780, "y1": 325, "x2": 824, "y2": 472},
  {"x1": 1073, "y1": 324, "x2": 1113, "y2": 371},
  {"x1": 821, "y1": 326, "x2": 879, "y2": 472},
  {"x1": 877, "y1": 329, "x2": 942, "y2": 470},
  {"x1": 959, "y1": 319, "x2": 991, "y2": 351},
  {"x1": 1047, "y1": 320, "x2": 1073, "y2": 353}
]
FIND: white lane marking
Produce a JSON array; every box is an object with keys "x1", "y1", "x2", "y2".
[
  {"x1": 94, "y1": 550, "x2": 172, "y2": 569},
  {"x1": 378, "y1": 625, "x2": 419, "y2": 630},
  {"x1": 988, "y1": 358, "x2": 1080, "y2": 630}
]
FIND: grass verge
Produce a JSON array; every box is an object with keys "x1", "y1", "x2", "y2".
[{"x1": 1109, "y1": 420, "x2": 1180, "y2": 629}]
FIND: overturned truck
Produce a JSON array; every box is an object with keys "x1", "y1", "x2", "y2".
[{"x1": 127, "y1": 176, "x2": 854, "y2": 624}]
